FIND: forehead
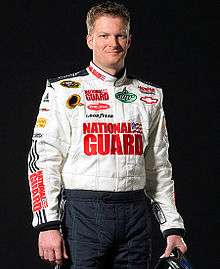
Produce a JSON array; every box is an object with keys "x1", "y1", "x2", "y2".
[{"x1": 93, "y1": 15, "x2": 128, "y2": 33}]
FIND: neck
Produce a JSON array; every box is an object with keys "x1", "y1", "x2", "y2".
[{"x1": 93, "y1": 60, "x2": 124, "y2": 76}]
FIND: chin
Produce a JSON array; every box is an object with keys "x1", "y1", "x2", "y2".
[{"x1": 106, "y1": 57, "x2": 123, "y2": 66}]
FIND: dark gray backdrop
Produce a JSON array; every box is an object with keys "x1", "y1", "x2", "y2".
[{"x1": 1, "y1": 0, "x2": 219, "y2": 268}]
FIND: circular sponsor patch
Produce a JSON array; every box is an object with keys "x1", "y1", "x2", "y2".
[
  {"x1": 66, "y1": 94, "x2": 81, "y2": 109},
  {"x1": 36, "y1": 118, "x2": 47, "y2": 128},
  {"x1": 60, "y1": 81, "x2": 81, "y2": 88}
]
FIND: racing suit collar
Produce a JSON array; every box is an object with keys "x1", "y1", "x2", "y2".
[{"x1": 86, "y1": 61, "x2": 127, "y2": 86}]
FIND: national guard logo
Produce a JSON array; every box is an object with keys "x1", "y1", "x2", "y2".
[
  {"x1": 66, "y1": 94, "x2": 81, "y2": 109},
  {"x1": 115, "y1": 88, "x2": 137, "y2": 103},
  {"x1": 60, "y1": 80, "x2": 81, "y2": 88}
]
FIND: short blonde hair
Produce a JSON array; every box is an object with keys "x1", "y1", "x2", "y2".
[{"x1": 86, "y1": 1, "x2": 130, "y2": 34}]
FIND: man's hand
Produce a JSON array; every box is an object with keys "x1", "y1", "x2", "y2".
[
  {"x1": 161, "y1": 235, "x2": 187, "y2": 258},
  {"x1": 38, "y1": 229, "x2": 68, "y2": 265}
]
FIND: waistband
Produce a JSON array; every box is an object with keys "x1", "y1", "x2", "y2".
[{"x1": 64, "y1": 189, "x2": 149, "y2": 203}]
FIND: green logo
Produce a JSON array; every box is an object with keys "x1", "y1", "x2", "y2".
[{"x1": 115, "y1": 88, "x2": 137, "y2": 103}]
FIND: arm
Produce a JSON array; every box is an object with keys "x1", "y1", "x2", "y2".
[
  {"x1": 27, "y1": 80, "x2": 70, "y2": 262},
  {"x1": 144, "y1": 89, "x2": 186, "y2": 255}
]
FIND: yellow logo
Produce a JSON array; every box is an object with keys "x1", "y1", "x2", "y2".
[
  {"x1": 66, "y1": 94, "x2": 81, "y2": 109},
  {"x1": 60, "y1": 81, "x2": 81, "y2": 88},
  {"x1": 36, "y1": 118, "x2": 47, "y2": 128}
]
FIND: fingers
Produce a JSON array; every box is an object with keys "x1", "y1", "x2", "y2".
[
  {"x1": 38, "y1": 230, "x2": 68, "y2": 265},
  {"x1": 54, "y1": 245, "x2": 63, "y2": 265},
  {"x1": 39, "y1": 245, "x2": 44, "y2": 259},
  {"x1": 160, "y1": 245, "x2": 173, "y2": 258},
  {"x1": 176, "y1": 243, "x2": 187, "y2": 254},
  {"x1": 161, "y1": 235, "x2": 187, "y2": 258},
  {"x1": 62, "y1": 239, "x2": 69, "y2": 259}
]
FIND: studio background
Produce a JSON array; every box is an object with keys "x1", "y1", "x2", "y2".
[{"x1": 1, "y1": 1, "x2": 219, "y2": 268}]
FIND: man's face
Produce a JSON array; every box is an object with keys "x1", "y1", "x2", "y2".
[{"x1": 87, "y1": 16, "x2": 131, "y2": 72}]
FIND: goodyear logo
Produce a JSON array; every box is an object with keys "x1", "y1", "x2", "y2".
[
  {"x1": 36, "y1": 118, "x2": 47, "y2": 128},
  {"x1": 115, "y1": 88, "x2": 137, "y2": 103},
  {"x1": 66, "y1": 94, "x2": 81, "y2": 109},
  {"x1": 60, "y1": 80, "x2": 81, "y2": 88}
]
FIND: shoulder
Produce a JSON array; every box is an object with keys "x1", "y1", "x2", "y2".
[
  {"x1": 127, "y1": 74, "x2": 163, "y2": 97},
  {"x1": 48, "y1": 69, "x2": 89, "y2": 84}
]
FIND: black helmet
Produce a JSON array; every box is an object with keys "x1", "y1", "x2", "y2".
[{"x1": 154, "y1": 249, "x2": 193, "y2": 269}]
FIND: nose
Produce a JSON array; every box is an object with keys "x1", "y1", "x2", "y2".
[{"x1": 108, "y1": 36, "x2": 119, "y2": 48}]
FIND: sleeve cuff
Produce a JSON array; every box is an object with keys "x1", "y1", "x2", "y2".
[
  {"x1": 162, "y1": 228, "x2": 185, "y2": 239},
  {"x1": 35, "y1": 220, "x2": 61, "y2": 232}
]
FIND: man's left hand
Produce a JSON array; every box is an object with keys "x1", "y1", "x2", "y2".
[{"x1": 161, "y1": 235, "x2": 187, "y2": 258}]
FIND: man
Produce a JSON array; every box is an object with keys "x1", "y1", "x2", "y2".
[{"x1": 28, "y1": 1, "x2": 187, "y2": 268}]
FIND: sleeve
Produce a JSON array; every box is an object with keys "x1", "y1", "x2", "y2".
[
  {"x1": 144, "y1": 89, "x2": 185, "y2": 238},
  {"x1": 27, "y1": 80, "x2": 71, "y2": 230}
]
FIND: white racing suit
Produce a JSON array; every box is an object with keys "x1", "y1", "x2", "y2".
[{"x1": 28, "y1": 61, "x2": 185, "y2": 237}]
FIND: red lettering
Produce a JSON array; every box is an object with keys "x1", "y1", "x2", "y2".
[
  {"x1": 111, "y1": 134, "x2": 123, "y2": 154},
  {"x1": 33, "y1": 202, "x2": 42, "y2": 212},
  {"x1": 33, "y1": 194, "x2": 41, "y2": 205},
  {"x1": 121, "y1": 122, "x2": 128, "y2": 133},
  {"x1": 112, "y1": 123, "x2": 121, "y2": 134},
  {"x1": 98, "y1": 134, "x2": 110, "y2": 155},
  {"x1": 84, "y1": 134, "x2": 97, "y2": 155},
  {"x1": 32, "y1": 188, "x2": 38, "y2": 196},
  {"x1": 123, "y1": 134, "x2": 134, "y2": 155},
  {"x1": 91, "y1": 123, "x2": 98, "y2": 133},
  {"x1": 135, "y1": 134, "x2": 143, "y2": 155},
  {"x1": 97, "y1": 122, "x2": 106, "y2": 133},
  {"x1": 107, "y1": 123, "x2": 114, "y2": 133},
  {"x1": 83, "y1": 123, "x2": 90, "y2": 134},
  {"x1": 127, "y1": 122, "x2": 132, "y2": 133},
  {"x1": 29, "y1": 170, "x2": 48, "y2": 212}
]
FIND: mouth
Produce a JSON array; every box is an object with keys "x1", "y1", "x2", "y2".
[{"x1": 107, "y1": 51, "x2": 123, "y2": 55}]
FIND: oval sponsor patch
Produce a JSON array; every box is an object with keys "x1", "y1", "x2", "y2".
[
  {"x1": 140, "y1": 96, "x2": 158, "y2": 104},
  {"x1": 60, "y1": 80, "x2": 81, "y2": 88},
  {"x1": 66, "y1": 94, "x2": 81, "y2": 109},
  {"x1": 115, "y1": 88, "x2": 137, "y2": 103},
  {"x1": 87, "y1": 103, "x2": 110, "y2": 111},
  {"x1": 36, "y1": 118, "x2": 47, "y2": 128},
  {"x1": 138, "y1": 86, "x2": 155, "y2": 94}
]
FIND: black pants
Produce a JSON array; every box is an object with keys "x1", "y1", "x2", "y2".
[{"x1": 61, "y1": 189, "x2": 152, "y2": 269}]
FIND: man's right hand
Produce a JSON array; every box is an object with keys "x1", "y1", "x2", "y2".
[{"x1": 38, "y1": 229, "x2": 68, "y2": 265}]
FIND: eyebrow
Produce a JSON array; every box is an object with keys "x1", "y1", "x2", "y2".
[{"x1": 98, "y1": 32, "x2": 127, "y2": 35}]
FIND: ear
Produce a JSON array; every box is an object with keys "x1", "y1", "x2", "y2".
[
  {"x1": 127, "y1": 34, "x2": 132, "y2": 49},
  {"x1": 86, "y1": 34, "x2": 94, "y2": 50}
]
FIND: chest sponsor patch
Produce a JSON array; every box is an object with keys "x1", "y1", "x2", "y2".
[
  {"x1": 139, "y1": 86, "x2": 155, "y2": 94},
  {"x1": 40, "y1": 108, "x2": 50, "y2": 112},
  {"x1": 85, "y1": 89, "x2": 109, "y2": 101},
  {"x1": 36, "y1": 118, "x2": 47, "y2": 128},
  {"x1": 43, "y1": 93, "x2": 49, "y2": 102},
  {"x1": 60, "y1": 80, "x2": 81, "y2": 88},
  {"x1": 115, "y1": 88, "x2": 137, "y2": 103},
  {"x1": 29, "y1": 170, "x2": 48, "y2": 212},
  {"x1": 33, "y1": 133, "x2": 43, "y2": 138},
  {"x1": 86, "y1": 113, "x2": 113, "y2": 119},
  {"x1": 66, "y1": 94, "x2": 82, "y2": 109},
  {"x1": 83, "y1": 122, "x2": 143, "y2": 156},
  {"x1": 87, "y1": 103, "x2": 110, "y2": 111},
  {"x1": 140, "y1": 96, "x2": 159, "y2": 104}
]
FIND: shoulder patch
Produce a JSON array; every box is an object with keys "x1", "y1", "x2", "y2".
[
  {"x1": 127, "y1": 74, "x2": 161, "y2": 89},
  {"x1": 48, "y1": 69, "x2": 89, "y2": 83}
]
